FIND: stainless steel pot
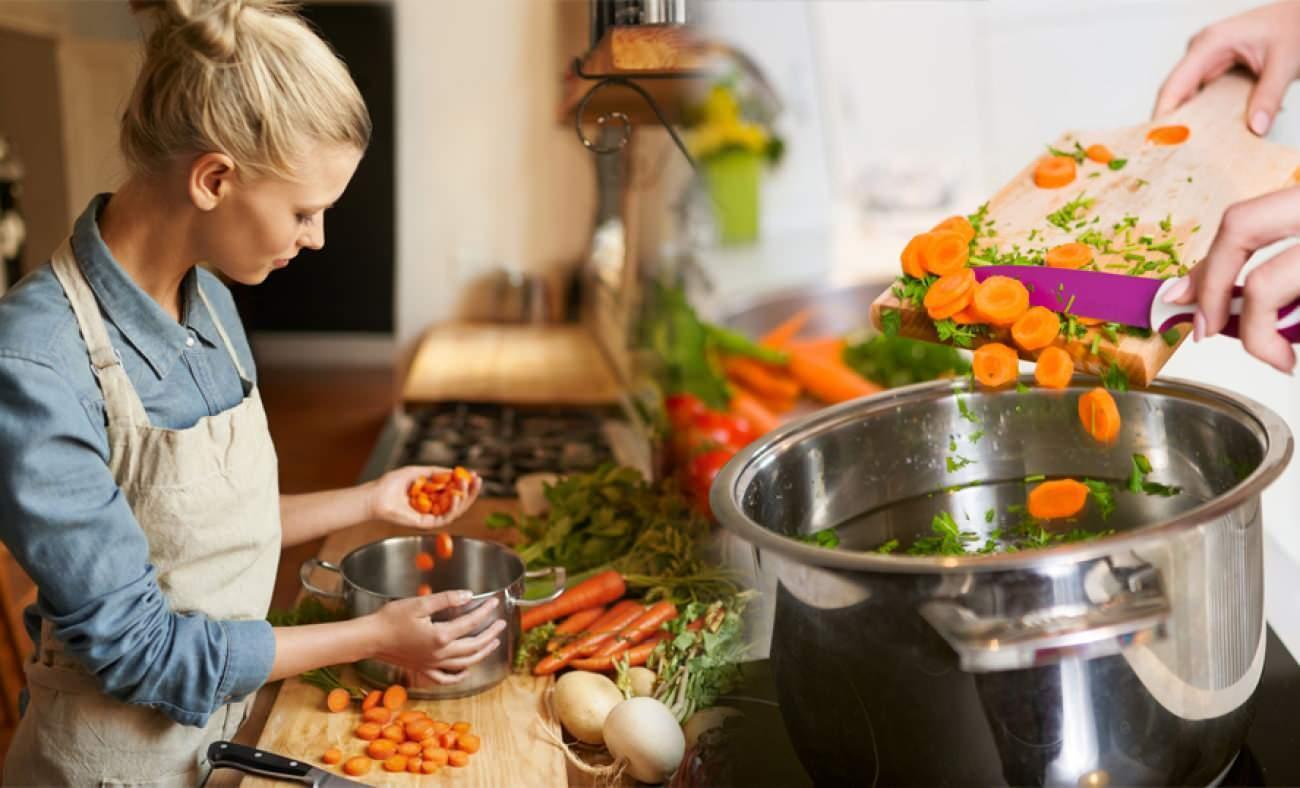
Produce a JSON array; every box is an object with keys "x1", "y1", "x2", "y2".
[
  {"x1": 300, "y1": 535, "x2": 565, "y2": 699},
  {"x1": 711, "y1": 377, "x2": 1292, "y2": 786}
]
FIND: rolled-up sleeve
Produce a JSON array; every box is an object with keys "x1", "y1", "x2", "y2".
[{"x1": 0, "y1": 351, "x2": 274, "y2": 727}]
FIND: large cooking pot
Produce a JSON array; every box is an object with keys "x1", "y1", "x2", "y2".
[
  {"x1": 300, "y1": 535, "x2": 565, "y2": 699},
  {"x1": 711, "y1": 377, "x2": 1291, "y2": 786}
]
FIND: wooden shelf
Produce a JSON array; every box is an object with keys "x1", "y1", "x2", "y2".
[{"x1": 559, "y1": 25, "x2": 722, "y2": 126}]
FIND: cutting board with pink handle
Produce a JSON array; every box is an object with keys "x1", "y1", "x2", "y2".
[{"x1": 869, "y1": 72, "x2": 1300, "y2": 387}]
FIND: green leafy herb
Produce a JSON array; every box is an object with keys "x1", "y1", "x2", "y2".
[
  {"x1": 1024, "y1": 474, "x2": 1046, "y2": 483},
  {"x1": 881, "y1": 308, "x2": 901, "y2": 338},
  {"x1": 515, "y1": 622, "x2": 556, "y2": 672},
  {"x1": 1016, "y1": 382, "x2": 1031, "y2": 394},
  {"x1": 969, "y1": 429, "x2": 985, "y2": 444},
  {"x1": 985, "y1": 509, "x2": 996, "y2": 523},
  {"x1": 645, "y1": 283, "x2": 732, "y2": 409},
  {"x1": 1087, "y1": 171, "x2": 1102, "y2": 179},
  {"x1": 1102, "y1": 361, "x2": 1129, "y2": 391},
  {"x1": 957, "y1": 396, "x2": 980, "y2": 423},
  {"x1": 1083, "y1": 479, "x2": 1116, "y2": 520},
  {"x1": 967, "y1": 202, "x2": 992, "y2": 241},
  {"x1": 935, "y1": 318, "x2": 983, "y2": 348},
  {"x1": 796, "y1": 528, "x2": 841, "y2": 549},
  {"x1": 704, "y1": 324, "x2": 788, "y2": 365},
  {"x1": 1047, "y1": 193, "x2": 1095, "y2": 231},
  {"x1": 1159, "y1": 215, "x2": 1173, "y2": 233},
  {"x1": 300, "y1": 666, "x2": 364, "y2": 700},
  {"x1": 651, "y1": 594, "x2": 753, "y2": 724},
  {"x1": 1135, "y1": 178, "x2": 1149, "y2": 189},
  {"x1": 947, "y1": 455, "x2": 975, "y2": 473},
  {"x1": 1161, "y1": 327, "x2": 1182, "y2": 347},
  {"x1": 1089, "y1": 334, "x2": 1101, "y2": 356},
  {"x1": 1108, "y1": 158, "x2": 1128, "y2": 171},
  {"x1": 874, "y1": 539, "x2": 899, "y2": 555},
  {"x1": 1127, "y1": 453, "x2": 1182, "y2": 497},
  {"x1": 1047, "y1": 141, "x2": 1088, "y2": 164},
  {"x1": 893, "y1": 274, "x2": 937, "y2": 308},
  {"x1": 843, "y1": 334, "x2": 968, "y2": 388},
  {"x1": 908, "y1": 511, "x2": 979, "y2": 556}
]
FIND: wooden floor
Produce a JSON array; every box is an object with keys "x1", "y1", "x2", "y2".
[{"x1": 0, "y1": 363, "x2": 396, "y2": 770}]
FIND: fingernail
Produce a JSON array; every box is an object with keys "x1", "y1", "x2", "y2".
[
  {"x1": 1251, "y1": 111, "x2": 1272, "y2": 136},
  {"x1": 457, "y1": 591, "x2": 473, "y2": 603},
  {"x1": 1162, "y1": 278, "x2": 1190, "y2": 303},
  {"x1": 1193, "y1": 312, "x2": 1206, "y2": 342}
]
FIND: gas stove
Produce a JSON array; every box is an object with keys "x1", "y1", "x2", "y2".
[{"x1": 385, "y1": 402, "x2": 620, "y2": 498}]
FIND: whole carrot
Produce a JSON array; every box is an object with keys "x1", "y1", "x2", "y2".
[
  {"x1": 788, "y1": 348, "x2": 882, "y2": 404},
  {"x1": 533, "y1": 602, "x2": 645, "y2": 675},
  {"x1": 760, "y1": 309, "x2": 811, "y2": 350},
  {"x1": 728, "y1": 388, "x2": 780, "y2": 437},
  {"x1": 569, "y1": 633, "x2": 667, "y2": 673},
  {"x1": 721, "y1": 355, "x2": 800, "y2": 402},
  {"x1": 546, "y1": 605, "x2": 608, "y2": 652},
  {"x1": 594, "y1": 600, "x2": 677, "y2": 658},
  {"x1": 521, "y1": 570, "x2": 626, "y2": 631}
]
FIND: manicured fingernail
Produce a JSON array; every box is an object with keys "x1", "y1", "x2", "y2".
[
  {"x1": 1251, "y1": 111, "x2": 1272, "y2": 136},
  {"x1": 457, "y1": 591, "x2": 473, "y2": 602},
  {"x1": 1193, "y1": 312, "x2": 1206, "y2": 342},
  {"x1": 1162, "y1": 278, "x2": 1190, "y2": 303}
]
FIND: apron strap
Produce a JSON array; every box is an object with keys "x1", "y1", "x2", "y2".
[
  {"x1": 49, "y1": 240, "x2": 152, "y2": 428},
  {"x1": 195, "y1": 283, "x2": 249, "y2": 382}
]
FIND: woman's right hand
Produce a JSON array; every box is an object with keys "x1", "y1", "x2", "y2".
[
  {"x1": 367, "y1": 590, "x2": 507, "y2": 684},
  {"x1": 1154, "y1": 1, "x2": 1300, "y2": 136}
]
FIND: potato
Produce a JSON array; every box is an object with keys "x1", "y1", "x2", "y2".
[
  {"x1": 553, "y1": 671, "x2": 623, "y2": 745},
  {"x1": 683, "y1": 706, "x2": 741, "y2": 750},
  {"x1": 626, "y1": 666, "x2": 656, "y2": 698},
  {"x1": 603, "y1": 697, "x2": 685, "y2": 784}
]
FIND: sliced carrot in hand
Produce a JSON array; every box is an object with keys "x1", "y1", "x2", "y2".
[
  {"x1": 972, "y1": 275, "x2": 1030, "y2": 327},
  {"x1": 1011, "y1": 306, "x2": 1061, "y2": 352},
  {"x1": 1078, "y1": 387, "x2": 1121, "y2": 442},
  {"x1": 932, "y1": 215, "x2": 976, "y2": 244},
  {"x1": 1045, "y1": 242, "x2": 1094, "y2": 270},
  {"x1": 919, "y1": 230, "x2": 969, "y2": 276},
  {"x1": 1084, "y1": 144, "x2": 1114, "y2": 164},
  {"x1": 1034, "y1": 346, "x2": 1074, "y2": 389},
  {"x1": 972, "y1": 343, "x2": 1020, "y2": 388},
  {"x1": 1147, "y1": 124, "x2": 1190, "y2": 145},
  {"x1": 1034, "y1": 155, "x2": 1077, "y2": 188},
  {"x1": 900, "y1": 234, "x2": 929, "y2": 279},
  {"x1": 1027, "y1": 479, "x2": 1089, "y2": 520},
  {"x1": 326, "y1": 687, "x2": 351, "y2": 713}
]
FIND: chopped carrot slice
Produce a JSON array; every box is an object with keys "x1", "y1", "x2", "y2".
[
  {"x1": 923, "y1": 268, "x2": 976, "y2": 312},
  {"x1": 900, "y1": 234, "x2": 929, "y2": 279},
  {"x1": 415, "y1": 552, "x2": 434, "y2": 571},
  {"x1": 1027, "y1": 479, "x2": 1090, "y2": 519},
  {"x1": 362, "y1": 689, "x2": 382, "y2": 712},
  {"x1": 322, "y1": 747, "x2": 343, "y2": 765},
  {"x1": 927, "y1": 288, "x2": 973, "y2": 321},
  {"x1": 972, "y1": 276, "x2": 1030, "y2": 327},
  {"x1": 448, "y1": 751, "x2": 470, "y2": 768},
  {"x1": 362, "y1": 706, "x2": 391, "y2": 724},
  {"x1": 383, "y1": 754, "x2": 409, "y2": 773},
  {"x1": 343, "y1": 756, "x2": 373, "y2": 777},
  {"x1": 424, "y1": 747, "x2": 450, "y2": 766},
  {"x1": 1084, "y1": 144, "x2": 1114, "y2": 164},
  {"x1": 931, "y1": 215, "x2": 976, "y2": 244},
  {"x1": 919, "y1": 230, "x2": 969, "y2": 276},
  {"x1": 1147, "y1": 124, "x2": 1190, "y2": 146},
  {"x1": 356, "y1": 722, "x2": 383, "y2": 741},
  {"x1": 325, "y1": 687, "x2": 351, "y2": 713},
  {"x1": 421, "y1": 760, "x2": 441, "y2": 774},
  {"x1": 457, "y1": 732, "x2": 481, "y2": 753},
  {"x1": 1034, "y1": 346, "x2": 1074, "y2": 389},
  {"x1": 1011, "y1": 306, "x2": 1061, "y2": 352},
  {"x1": 452, "y1": 721, "x2": 472, "y2": 734},
  {"x1": 382, "y1": 723, "x2": 406, "y2": 743},
  {"x1": 1078, "y1": 387, "x2": 1121, "y2": 443},
  {"x1": 1045, "y1": 242, "x2": 1094, "y2": 270},
  {"x1": 1034, "y1": 155, "x2": 1077, "y2": 188},
  {"x1": 367, "y1": 739, "x2": 398, "y2": 760},
  {"x1": 972, "y1": 343, "x2": 1019, "y2": 388},
  {"x1": 382, "y1": 684, "x2": 407, "y2": 711},
  {"x1": 398, "y1": 741, "x2": 422, "y2": 757},
  {"x1": 951, "y1": 306, "x2": 983, "y2": 326}
]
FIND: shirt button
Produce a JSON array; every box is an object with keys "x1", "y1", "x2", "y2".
[{"x1": 185, "y1": 334, "x2": 195, "y2": 348}]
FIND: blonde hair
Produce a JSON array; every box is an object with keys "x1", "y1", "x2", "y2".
[{"x1": 122, "y1": 0, "x2": 371, "y2": 180}]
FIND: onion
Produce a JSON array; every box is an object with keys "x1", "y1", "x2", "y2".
[
  {"x1": 603, "y1": 697, "x2": 686, "y2": 784},
  {"x1": 626, "y1": 666, "x2": 657, "y2": 697},
  {"x1": 553, "y1": 671, "x2": 623, "y2": 745}
]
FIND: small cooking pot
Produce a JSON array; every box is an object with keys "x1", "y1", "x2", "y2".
[{"x1": 300, "y1": 535, "x2": 565, "y2": 699}]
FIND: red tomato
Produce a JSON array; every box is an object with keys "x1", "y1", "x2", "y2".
[
  {"x1": 688, "y1": 411, "x2": 755, "y2": 451},
  {"x1": 665, "y1": 393, "x2": 707, "y2": 428},
  {"x1": 687, "y1": 448, "x2": 734, "y2": 506}
]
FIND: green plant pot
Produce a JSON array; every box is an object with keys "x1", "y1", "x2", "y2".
[{"x1": 702, "y1": 149, "x2": 761, "y2": 245}]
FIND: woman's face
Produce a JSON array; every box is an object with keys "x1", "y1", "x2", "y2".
[{"x1": 196, "y1": 143, "x2": 363, "y2": 285}]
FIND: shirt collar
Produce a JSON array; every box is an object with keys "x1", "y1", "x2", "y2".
[{"x1": 71, "y1": 194, "x2": 219, "y2": 380}]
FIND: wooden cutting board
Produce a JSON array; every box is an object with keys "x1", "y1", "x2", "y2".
[
  {"x1": 235, "y1": 501, "x2": 570, "y2": 787},
  {"x1": 401, "y1": 323, "x2": 622, "y2": 406},
  {"x1": 869, "y1": 72, "x2": 1300, "y2": 387}
]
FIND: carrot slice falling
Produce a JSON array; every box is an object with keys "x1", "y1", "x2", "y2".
[
  {"x1": 1147, "y1": 124, "x2": 1190, "y2": 146},
  {"x1": 1011, "y1": 306, "x2": 1061, "y2": 352},
  {"x1": 971, "y1": 343, "x2": 1019, "y2": 388},
  {"x1": 1085, "y1": 144, "x2": 1114, "y2": 164},
  {"x1": 931, "y1": 215, "x2": 976, "y2": 244},
  {"x1": 972, "y1": 276, "x2": 1030, "y2": 327},
  {"x1": 1034, "y1": 155, "x2": 1077, "y2": 188},
  {"x1": 1034, "y1": 346, "x2": 1074, "y2": 389},
  {"x1": 1027, "y1": 479, "x2": 1089, "y2": 520},
  {"x1": 900, "y1": 234, "x2": 929, "y2": 279},
  {"x1": 919, "y1": 230, "x2": 969, "y2": 276},
  {"x1": 1045, "y1": 242, "x2": 1094, "y2": 270},
  {"x1": 1078, "y1": 387, "x2": 1121, "y2": 443}
]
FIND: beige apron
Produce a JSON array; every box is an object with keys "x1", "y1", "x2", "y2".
[{"x1": 4, "y1": 242, "x2": 282, "y2": 786}]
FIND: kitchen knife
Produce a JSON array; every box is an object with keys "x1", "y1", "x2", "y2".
[
  {"x1": 971, "y1": 265, "x2": 1300, "y2": 342},
  {"x1": 206, "y1": 741, "x2": 369, "y2": 787}
]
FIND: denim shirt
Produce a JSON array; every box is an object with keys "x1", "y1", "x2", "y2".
[{"x1": 0, "y1": 194, "x2": 276, "y2": 727}]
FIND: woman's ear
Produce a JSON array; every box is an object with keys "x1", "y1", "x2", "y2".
[{"x1": 188, "y1": 152, "x2": 237, "y2": 211}]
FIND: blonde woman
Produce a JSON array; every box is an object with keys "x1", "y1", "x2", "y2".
[{"x1": 0, "y1": 1, "x2": 503, "y2": 783}]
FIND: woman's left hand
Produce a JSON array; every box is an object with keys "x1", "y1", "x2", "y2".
[{"x1": 365, "y1": 465, "x2": 483, "y2": 530}]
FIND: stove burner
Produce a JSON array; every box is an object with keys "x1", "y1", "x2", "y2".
[{"x1": 395, "y1": 403, "x2": 615, "y2": 498}]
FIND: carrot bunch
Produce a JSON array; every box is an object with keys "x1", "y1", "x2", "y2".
[
  {"x1": 325, "y1": 683, "x2": 482, "y2": 775},
  {"x1": 408, "y1": 467, "x2": 476, "y2": 517},
  {"x1": 532, "y1": 597, "x2": 678, "y2": 676}
]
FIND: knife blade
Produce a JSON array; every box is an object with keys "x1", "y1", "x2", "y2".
[
  {"x1": 206, "y1": 741, "x2": 369, "y2": 787},
  {"x1": 971, "y1": 265, "x2": 1300, "y2": 342}
]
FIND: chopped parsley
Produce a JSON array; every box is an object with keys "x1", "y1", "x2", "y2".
[
  {"x1": 1047, "y1": 141, "x2": 1089, "y2": 164},
  {"x1": 1159, "y1": 214, "x2": 1173, "y2": 233},
  {"x1": 1083, "y1": 479, "x2": 1116, "y2": 519},
  {"x1": 881, "y1": 308, "x2": 901, "y2": 338},
  {"x1": 935, "y1": 319, "x2": 982, "y2": 348},
  {"x1": 946, "y1": 455, "x2": 975, "y2": 473},
  {"x1": 874, "y1": 539, "x2": 899, "y2": 555},
  {"x1": 985, "y1": 509, "x2": 996, "y2": 523},
  {"x1": 1047, "y1": 193, "x2": 1095, "y2": 231},
  {"x1": 1108, "y1": 158, "x2": 1128, "y2": 171},
  {"x1": 1128, "y1": 453, "x2": 1182, "y2": 497},
  {"x1": 957, "y1": 397, "x2": 980, "y2": 423},
  {"x1": 1102, "y1": 361, "x2": 1129, "y2": 391},
  {"x1": 797, "y1": 528, "x2": 842, "y2": 549},
  {"x1": 1161, "y1": 327, "x2": 1182, "y2": 347},
  {"x1": 1135, "y1": 178, "x2": 1149, "y2": 189},
  {"x1": 968, "y1": 429, "x2": 985, "y2": 444}
]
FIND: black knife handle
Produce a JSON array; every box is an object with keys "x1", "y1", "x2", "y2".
[{"x1": 207, "y1": 740, "x2": 313, "y2": 782}]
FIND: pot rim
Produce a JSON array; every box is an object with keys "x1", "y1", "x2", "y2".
[
  {"x1": 710, "y1": 375, "x2": 1294, "y2": 574},
  {"x1": 338, "y1": 534, "x2": 526, "y2": 603}
]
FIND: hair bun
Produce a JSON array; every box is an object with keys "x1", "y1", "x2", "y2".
[{"x1": 131, "y1": 0, "x2": 291, "y2": 62}]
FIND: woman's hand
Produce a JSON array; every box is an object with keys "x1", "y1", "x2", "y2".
[
  {"x1": 1154, "y1": 1, "x2": 1300, "y2": 135},
  {"x1": 367, "y1": 591, "x2": 507, "y2": 684},
  {"x1": 365, "y1": 465, "x2": 482, "y2": 530},
  {"x1": 1164, "y1": 187, "x2": 1300, "y2": 373}
]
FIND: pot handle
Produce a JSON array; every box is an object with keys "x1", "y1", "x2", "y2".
[
  {"x1": 299, "y1": 557, "x2": 346, "y2": 601},
  {"x1": 919, "y1": 567, "x2": 1171, "y2": 672},
  {"x1": 513, "y1": 567, "x2": 567, "y2": 608}
]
